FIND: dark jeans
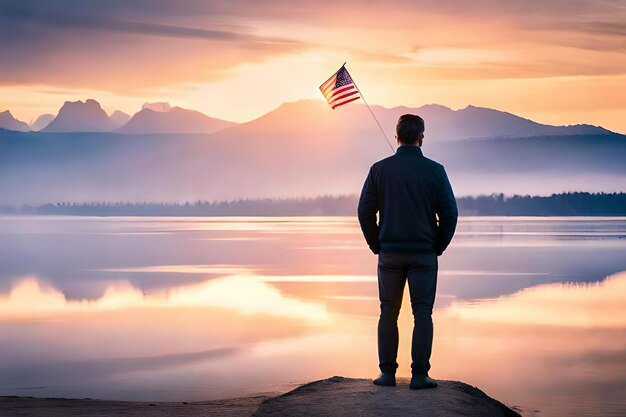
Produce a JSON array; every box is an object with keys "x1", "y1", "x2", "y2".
[{"x1": 377, "y1": 251, "x2": 438, "y2": 376}]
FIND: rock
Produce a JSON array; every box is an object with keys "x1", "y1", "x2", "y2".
[
  {"x1": 0, "y1": 377, "x2": 521, "y2": 417},
  {"x1": 252, "y1": 376, "x2": 520, "y2": 417}
]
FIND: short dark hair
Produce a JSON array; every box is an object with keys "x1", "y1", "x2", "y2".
[{"x1": 396, "y1": 114, "x2": 425, "y2": 145}]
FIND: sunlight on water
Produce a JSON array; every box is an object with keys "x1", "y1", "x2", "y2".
[
  {"x1": 444, "y1": 273, "x2": 626, "y2": 328},
  {"x1": 0, "y1": 275, "x2": 328, "y2": 322},
  {"x1": 430, "y1": 272, "x2": 626, "y2": 417},
  {"x1": 0, "y1": 216, "x2": 625, "y2": 416}
]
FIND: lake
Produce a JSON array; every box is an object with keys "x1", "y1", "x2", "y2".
[{"x1": 0, "y1": 216, "x2": 625, "y2": 417}]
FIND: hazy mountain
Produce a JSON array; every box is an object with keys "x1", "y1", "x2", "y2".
[
  {"x1": 0, "y1": 99, "x2": 623, "y2": 205},
  {"x1": 142, "y1": 102, "x2": 172, "y2": 112},
  {"x1": 421, "y1": 104, "x2": 609, "y2": 139},
  {"x1": 117, "y1": 106, "x2": 236, "y2": 134},
  {"x1": 109, "y1": 110, "x2": 131, "y2": 129},
  {"x1": 43, "y1": 99, "x2": 115, "y2": 132},
  {"x1": 235, "y1": 100, "x2": 610, "y2": 143},
  {"x1": 189, "y1": 101, "x2": 622, "y2": 198},
  {"x1": 0, "y1": 131, "x2": 623, "y2": 205},
  {"x1": 0, "y1": 110, "x2": 30, "y2": 132},
  {"x1": 30, "y1": 114, "x2": 55, "y2": 131}
]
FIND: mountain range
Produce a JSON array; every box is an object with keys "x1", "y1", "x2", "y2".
[
  {"x1": 30, "y1": 114, "x2": 55, "y2": 131},
  {"x1": 0, "y1": 110, "x2": 30, "y2": 132},
  {"x1": 0, "y1": 99, "x2": 623, "y2": 204},
  {"x1": 0, "y1": 99, "x2": 237, "y2": 134},
  {"x1": 0, "y1": 98, "x2": 612, "y2": 137},
  {"x1": 117, "y1": 105, "x2": 236, "y2": 134},
  {"x1": 109, "y1": 110, "x2": 131, "y2": 129},
  {"x1": 42, "y1": 99, "x2": 115, "y2": 132}
]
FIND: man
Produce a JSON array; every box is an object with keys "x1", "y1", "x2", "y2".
[{"x1": 357, "y1": 114, "x2": 458, "y2": 390}]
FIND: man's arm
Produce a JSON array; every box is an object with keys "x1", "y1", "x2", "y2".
[
  {"x1": 357, "y1": 166, "x2": 381, "y2": 254},
  {"x1": 435, "y1": 165, "x2": 458, "y2": 256}
]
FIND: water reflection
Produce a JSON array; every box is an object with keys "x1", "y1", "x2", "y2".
[
  {"x1": 0, "y1": 216, "x2": 625, "y2": 416},
  {"x1": 2, "y1": 216, "x2": 625, "y2": 302},
  {"x1": 0, "y1": 275, "x2": 328, "y2": 322},
  {"x1": 99, "y1": 265, "x2": 257, "y2": 274},
  {"x1": 444, "y1": 272, "x2": 626, "y2": 328},
  {"x1": 430, "y1": 273, "x2": 626, "y2": 417},
  {"x1": 0, "y1": 271, "x2": 624, "y2": 415}
]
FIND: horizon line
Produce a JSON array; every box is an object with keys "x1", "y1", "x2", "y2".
[{"x1": 2, "y1": 191, "x2": 625, "y2": 208}]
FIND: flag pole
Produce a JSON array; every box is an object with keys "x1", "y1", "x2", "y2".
[{"x1": 347, "y1": 66, "x2": 395, "y2": 153}]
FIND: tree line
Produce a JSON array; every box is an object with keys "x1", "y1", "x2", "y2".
[{"x1": 2, "y1": 192, "x2": 626, "y2": 216}]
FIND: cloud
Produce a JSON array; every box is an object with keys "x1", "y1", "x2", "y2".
[
  {"x1": 0, "y1": 0, "x2": 308, "y2": 93},
  {"x1": 0, "y1": 0, "x2": 625, "y2": 133},
  {"x1": 581, "y1": 21, "x2": 626, "y2": 37},
  {"x1": 1, "y1": 0, "x2": 624, "y2": 92},
  {"x1": 1, "y1": 1, "x2": 301, "y2": 45}
]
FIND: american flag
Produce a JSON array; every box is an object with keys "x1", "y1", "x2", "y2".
[{"x1": 319, "y1": 65, "x2": 361, "y2": 109}]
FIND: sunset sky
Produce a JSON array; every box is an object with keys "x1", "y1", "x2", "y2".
[{"x1": 1, "y1": 0, "x2": 625, "y2": 132}]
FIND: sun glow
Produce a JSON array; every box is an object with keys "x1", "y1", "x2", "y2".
[
  {"x1": 441, "y1": 272, "x2": 626, "y2": 328},
  {"x1": 0, "y1": 275, "x2": 329, "y2": 322}
]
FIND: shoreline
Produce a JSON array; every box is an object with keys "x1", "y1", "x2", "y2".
[
  {"x1": 0, "y1": 394, "x2": 273, "y2": 417},
  {"x1": 2, "y1": 192, "x2": 626, "y2": 217},
  {"x1": 1, "y1": 376, "x2": 522, "y2": 417}
]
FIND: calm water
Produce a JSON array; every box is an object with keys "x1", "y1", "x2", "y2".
[{"x1": 0, "y1": 216, "x2": 625, "y2": 417}]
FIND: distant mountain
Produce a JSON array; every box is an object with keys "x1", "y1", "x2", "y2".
[
  {"x1": 142, "y1": 102, "x2": 172, "y2": 112},
  {"x1": 444, "y1": 104, "x2": 608, "y2": 138},
  {"x1": 117, "y1": 105, "x2": 236, "y2": 134},
  {"x1": 43, "y1": 99, "x2": 115, "y2": 132},
  {"x1": 191, "y1": 101, "x2": 622, "y2": 198},
  {"x1": 0, "y1": 130, "x2": 623, "y2": 205},
  {"x1": 109, "y1": 110, "x2": 131, "y2": 129},
  {"x1": 0, "y1": 99, "x2": 623, "y2": 205},
  {"x1": 0, "y1": 110, "x2": 30, "y2": 132},
  {"x1": 30, "y1": 114, "x2": 55, "y2": 131},
  {"x1": 232, "y1": 100, "x2": 611, "y2": 143}
]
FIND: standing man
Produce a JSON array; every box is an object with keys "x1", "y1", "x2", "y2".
[{"x1": 358, "y1": 114, "x2": 458, "y2": 390}]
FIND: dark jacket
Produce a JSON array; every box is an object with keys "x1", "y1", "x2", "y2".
[{"x1": 357, "y1": 145, "x2": 458, "y2": 255}]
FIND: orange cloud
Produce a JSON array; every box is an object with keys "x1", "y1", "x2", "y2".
[{"x1": 0, "y1": 0, "x2": 624, "y2": 131}]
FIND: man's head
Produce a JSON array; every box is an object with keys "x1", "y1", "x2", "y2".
[{"x1": 396, "y1": 114, "x2": 425, "y2": 146}]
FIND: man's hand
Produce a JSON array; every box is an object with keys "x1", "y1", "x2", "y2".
[{"x1": 370, "y1": 242, "x2": 381, "y2": 255}]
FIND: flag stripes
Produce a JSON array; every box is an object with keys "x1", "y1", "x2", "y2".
[{"x1": 319, "y1": 65, "x2": 361, "y2": 109}]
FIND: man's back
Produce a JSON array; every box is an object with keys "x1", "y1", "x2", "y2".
[
  {"x1": 357, "y1": 145, "x2": 458, "y2": 256},
  {"x1": 359, "y1": 114, "x2": 458, "y2": 388}
]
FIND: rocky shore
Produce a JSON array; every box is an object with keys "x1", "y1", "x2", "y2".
[{"x1": 0, "y1": 376, "x2": 521, "y2": 417}]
